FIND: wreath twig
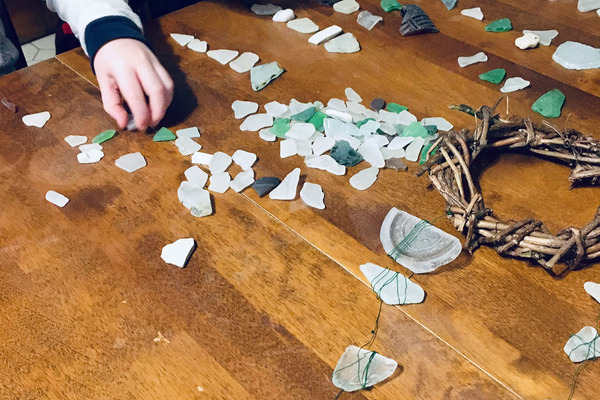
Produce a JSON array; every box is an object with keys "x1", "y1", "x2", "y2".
[{"x1": 417, "y1": 100, "x2": 600, "y2": 275}]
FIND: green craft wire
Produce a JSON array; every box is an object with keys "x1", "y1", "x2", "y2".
[
  {"x1": 567, "y1": 309, "x2": 600, "y2": 400},
  {"x1": 388, "y1": 219, "x2": 431, "y2": 260}
]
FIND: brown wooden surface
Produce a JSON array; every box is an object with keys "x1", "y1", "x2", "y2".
[
  {"x1": 4, "y1": 0, "x2": 58, "y2": 44},
  {"x1": 2, "y1": 0, "x2": 599, "y2": 399}
]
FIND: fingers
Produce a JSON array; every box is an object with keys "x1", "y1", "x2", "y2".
[
  {"x1": 117, "y1": 70, "x2": 151, "y2": 130},
  {"x1": 97, "y1": 74, "x2": 129, "y2": 129},
  {"x1": 136, "y1": 64, "x2": 174, "y2": 127}
]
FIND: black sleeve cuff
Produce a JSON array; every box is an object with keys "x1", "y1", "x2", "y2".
[{"x1": 84, "y1": 16, "x2": 149, "y2": 73}]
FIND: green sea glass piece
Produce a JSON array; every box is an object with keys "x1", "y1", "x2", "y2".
[
  {"x1": 330, "y1": 140, "x2": 363, "y2": 167},
  {"x1": 401, "y1": 121, "x2": 429, "y2": 138},
  {"x1": 153, "y1": 127, "x2": 176, "y2": 141},
  {"x1": 290, "y1": 106, "x2": 316, "y2": 122},
  {"x1": 381, "y1": 0, "x2": 402, "y2": 12},
  {"x1": 479, "y1": 68, "x2": 506, "y2": 84},
  {"x1": 356, "y1": 118, "x2": 376, "y2": 128},
  {"x1": 419, "y1": 142, "x2": 437, "y2": 165},
  {"x1": 424, "y1": 125, "x2": 438, "y2": 135},
  {"x1": 485, "y1": 18, "x2": 512, "y2": 33},
  {"x1": 532, "y1": 89, "x2": 565, "y2": 118},
  {"x1": 250, "y1": 62, "x2": 285, "y2": 91},
  {"x1": 270, "y1": 118, "x2": 291, "y2": 138},
  {"x1": 308, "y1": 111, "x2": 327, "y2": 131},
  {"x1": 386, "y1": 103, "x2": 408, "y2": 113},
  {"x1": 92, "y1": 129, "x2": 116, "y2": 144}
]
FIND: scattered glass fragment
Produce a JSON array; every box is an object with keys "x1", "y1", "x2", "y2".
[
  {"x1": 184, "y1": 166, "x2": 208, "y2": 187},
  {"x1": 230, "y1": 52, "x2": 260, "y2": 73},
  {"x1": 312, "y1": 136, "x2": 336, "y2": 155},
  {"x1": 259, "y1": 128, "x2": 277, "y2": 141},
  {"x1": 355, "y1": 118, "x2": 375, "y2": 128},
  {"x1": 191, "y1": 151, "x2": 213, "y2": 165},
  {"x1": 360, "y1": 263, "x2": 425, "y2": 304},
  {"x1": 125, "y1": 114, "x2": 137, "y2": 131},
  {"x1": 523, "y1": 30, "x2": 558, "y2": 46},
  {"x1": 577, "y1": 0, "x2": 600, "y2": 12},
  {"x1": 358, "y1": 140, "x2": 385, "y2": 168},
  {"x1": 253, "y1": 177, "x2": 281, "y2": 197},
  {"x1": 232, "y1": 150, "x2": 257, "y2": 170},
  {"x1": 325, "y1": 109, "x2": 353, "y2": 123},
  {"x1": 402, "y1": 121, "x2": 429, "y2": 138},
  {"x1": 64, "y1": 135, "x2": 87, "y2": 147},
  {"x1": 45, "y1": 190, "x2": 69, "y2": 207},
  {"x1": 1, "y1": 97, "x2": 18, "y2": 113},
  {"x1": 359, "y1": 120, "x2": 381, "y2": 136},
  {"x1": 305, "y1": 155, "x2": 346, "y2": 175},
  {"x1": 398, "y1": 110, "x2": 417, "y2": 125},
  {"x1": 381, "y1": 0, "x2": 402, "y2": 12},
  {"x1": 161, "y1": 238, "x2": 196, "y2": 268},
  {"x1": 273, "y1": 8, "x2": 295, "y2": 22},
  {"x1": 309, "y1": 25, "x2": 343, "y2": 45},
  {"x1": 324, "y1": 33, "x2": 361, "y2": 53},
  {"x1": 421, "y1": 117, "x2": 453, "y2": 131},
  {"x1": 170, "y1": 33, "x2": 194, "y2": 46},
  {"x1": 22, "y1": 111, "x2": 51, "y2": 128},
  {"x1": 485, "y1": 18, "x2": 512, "y2": 32},
  {"x1": 115, "y1": 152, "x2": 147, "y2": 173},
  {"x1": 500, "y1": 77, "x2": 530, "y2": 93},
  {"x1": 370, "y1": 98, "x2": 386, "y2": 111},
  {"x1": 400, "y1": 5, "x2": 439, "y2": 36},
  {"x1": 207, "y1": 49, "x2": 239, "y2": 65},
  {"x1": 291, "y1": 106, "x2": 317, "y2": 122},
  {"x1": 280, "y1": 138, "x2": 298, "y2": 158},
  {"x1": 440, "y1": 0, "x2": 456, "y2": 10},
  {"x1": 350, "y1": 167, "x2": 379, "y2": 190},
  {"x1": 552, "y1": 41, "x2": 600, "y2": 70},
  {"x1": 270, "y1": 117, "x2": 291, "y2": 137},
  {"x1": 232, "y1": 100, "x2": 259, "y2": 119},
  {"x1": 79, "y1": 143, "x2": 102, "y2": 152},
  {"x1": 176, "y1": 127, "x2": 200, "y2": 138},
  {"x1": 381, "y1": 147, "x2": 406, "y2": 160},
  {"x1": 380, "y1": 208, "x2": 462, "y2": 273},
  {"x1": 332, "y1": 345, "x2": 397, "y2": 392},
  {"x1": 295, "y1": 140, "x2": 313, "y2": 156},
  {"x1": 92, "y1": 129, "x2": 117, "y2": 144},
  {"x1": 209, "y1": 152, "x2": 232, "y2": 174},
  {"x1": 532, "y1": 89, "x2": 565, "y2": 118},
  {"x1": 240, "y1": 113, "x2": 273, "y2": 131},
  {"x1": 187, "y1": 39, "x2": 208, "y2": 53},
  {"x1": 308, "y1": 110, "x2": 327, "y2": 131},
  {"x1": 386, "y1": 103, "x2": 408, "y2": 113},
  {"x1": 208, "y1": 172, "x2": 231, "y2": 193},
  {"x1": 461, "y1": 7, "x2": 483, "y2": 20},
  {"x1": 458, "y1": 52, "x2": 488, "y2": 67},
  {"x1": 388, "y1": 136, "x2": 413, "y2": 150},
  {"x1": 564, "y1": 326, "x2": 600, "y2": 362},
  {"x1": 479, "y1": 68, "x2": 506, "y2": 84},
  {"x1": 287, "y1": 18, "x2": 320, "y2": 33},
  {"x1": 330, "y1": 140, "x2": 364, "y2": 166},
  {"x1": 515, "y1": 33, "x2": 539, "y2": 50},
  {"x1": 385, "y1": 157, "x2": 408, "y2": 171},
  {"x1": 379, "y1": 109, "x2": 401, "y2": 125},
  {"x1": 300, "y1": 182, "x2": 325, "y2": 209},
  {"x1": 251, "y1": 3, "x2": 282, "y2": 15},
  {"x1": 77, "y1": 149, "x2": 104, "y2": 164},
  {"x1": 405, "y1": 137, "x2": 425, "y2": 161},
  {"x1": 333, "y1": 0, "x2": 360, "y2": 14},
  {"x1": 419, "y1": 140, "x2": 436, "y2": 164},
  {"x1": 286, "y1": 123, "x2": 316, "y2": 140},
  {"x1": 264, "y1": 101, "x2": 289, "y2": 117},
  {"x1": 345, "y1": 87, "x2": 362, "y2": 103},
  {"x1": 357, "y1": 11, "x2": 383, "y2": 30},
  {"x1": 250, "y1": 62, "x2": 285, "y2": 91},
  {"x1": 230, "y1": 169, "x2": 255, "y2": 192},
  {"x1": 178, "y1": 181, "x2": 212, "y2": 216},
  {"x1": 327, "y1": 98, "x2": 347, "y2": 111},
  {"x1": 175, "y1": 137, "x2": 202, "y2": 156},
  {"x1": 269, "y1": 168, "x2": 301, "y2": 200},
  {"x1": 584, "y1": 282, "x2": 600, "y2": 303},
  {"x1": 153, "y1": 127, "x2": 176, "y2": 141}
]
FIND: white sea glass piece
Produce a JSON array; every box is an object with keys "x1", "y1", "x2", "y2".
[
  {"x1": 564, "y1": 326, "x2": 600, "y2": 362},
  {"x1": 251, "y1": 3, "x2": 282, "y2": 15},
  {"x1": 184, "y1": 166, "x2": 209, "y2": 187},
  {"x1": 269, "y1": 168, "x2": 300, "y2": 200},
  {"x1": 345, "y1": 87, "x2": 362, "y2": 103},
  {"x1": 515, "y1": 33, "x2": 539, "y2": 50},
  {"x1": 523, "y1": 30, "x2": 558, "y2": 46},
  {"x1": 305, "y1": 155, "x2": 346, "y2": 175},
  {"x1": 350, "y1": 167, "x2": 378, "y2": 190},
  {"x1": 379, "y1": 110, "x2": 400, "y2": 125},
  {"x1": 232, "y1": 100, "x2": 259, "y2": 119},
  {"x1": 346, "y1": 101, "x2": 366, "y2": 115},
  {"x1": 191, "y1": 151, "x2": 213, "y2": 165},
  {"x1": 286, "y1": 123, "x2": 316, "y2": 140},
  {"x1": 308, "y1": 25, "x2": 342, "y2": 45},
  {"x1": 397, "y1": 110, "x2": 418, "y2": 125},
  {"x1": 380, "y1": 208, "x2": 462, "y2": 273},
  {"x1": 230, "y1": 169, "x2": 255, "y2": 192},
  {"x1": 22, "y1": 111, "x2": 51, "y2": 128},
  {"x1": 273, "y1": 8, "x2": 295, "y2": 22},
  {"x1": 288, "y1": 98, "x2": 313, "y2": 115},
  {"x1": 240, "y1": 113, "x2": 273, "y2": 131},
  {"x1": 79, "y1": 143, "x2": 102, "y2": 152},
  {"x1": 230, "y1": 52, "x2": 260, "y2": 73},
  {"x1": 461, "y1": 7, "x2": 483, "y2": 20},
  {"x1": 500, "y1": 77, "x2": 531, "y2": 93},
  {"x1": 115, "y1": 152, "x2": 146, "y2": 173},
  {"x1": 578, "y1": 0, "x2": 600, "y2": 12},
  {"x1": 170, "y1": 33, "x2": 194, "y2": 46},
  {"x1": 368, "y1": 135, "x2": 389, "y2": 148},
  {"x1": 259, "y1": 129, "x2": 277, "y2": 141},
  {"x1": 45, "y1": 190, "x2": 69, "y2": 207},
  {"x1": 280, "y1": 139, "x2": 298, "y2": 158},
  {"x1": 187, "y1": 39, "x2": 208, "y2": 53},
  {"x1": 333, "y1": 0, "x2": 360, "y2": 14},
  {"x1": 208, "y1": 172, "x2": 231, "y2": 193},
  {"x1": 325, "y1": 109, "x2": 353, "y2": 123},
  {"x1": 300, "y1": 182, "x2": 325, "y2": 209},
  {"x1": 421, "y1": 117, "x2": 453, "y2": 131},
  {"x1": 359, "y1": 120, "x2": 380, "y2": 136},
  {"x1": 264, "y1": 101, "x2": 289, "y2": 117},
  {"x1": 381, "y1": 147, "x2": 406, "y2": 160},
  {"x1": 357, "y1": 10, "x2": 382, "y2": 30},
  {"x1": 584, "y1": 282, "x2": 600, "y2": 303},
  {"x1": 358, "y1": 140, "x2": 385, "y2": 168},
  {"x1": 176, "y1": 127, "x2": 201, "y2": 138},
  {"x1": 161, "y1": 238, "x2": 196, "y2": 268},
  {"x1": 295, "y1": 140, "x2": 313, "y2": 157},
  {"x1": 209, "y1": 151, "x2": 232, "y2": 174},
  {"x1": 313, "y1": 137, "x2": 336, "y2": 156},
  {"x1": 287, "y1": 18, "x2": 319, "y2": 33},
  {"x1": 378, "y1": 123, "x2": 395, "y2": 135},
  {"x1": 175, "y1": 137, "x2": 202, "y2": 156},
  {"x1": 207, "y1": 49, "x2": 239, "y2": 65},
  {"x1": 64, "y1": 135, "x2": 87, "y2": 147},
  {"x1": 552, "y1": 41, "x2": 600, "y2": 70},
  {"x1": 324, "y1": 118, "x2": 359, "y2": 138},
  {"x1": 77, "y1": 149, "x2": 104, "y2": 164},
  {"x1": 232, "y1": 150, "x2": 257, "y2": 170},
  {"x1": 405, "y1": 137, "x2": 425, "y2": 162},
  {"x1": 388, "y1": 136, "x2": 414, "y2": 150},
  {"x1": 359, "y1": 263, "x2": 425, "y2": 305},
  {"x1": 332, "y1": 345, "x2": 397, "y2": 392},
  {"x1": 327, "y1": 98, "x2": 347, "y2": 112},
  {"x1": 324, "y1": 33, "x2": 360, "y2": 53},
  {"x1": 458, "y1": 52, "x2": 488, "y2": 67},
  {"x1": 178, "y1": 181, "x2": 212, "y2": 217}
]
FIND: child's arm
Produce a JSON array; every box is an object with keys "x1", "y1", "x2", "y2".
[{"x1": 45, "y1": 0, "x2": 174, "y2": 130}]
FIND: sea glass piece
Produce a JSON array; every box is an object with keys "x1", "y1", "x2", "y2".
[
  {"x1": 209, "y1": 151, "x2": 232, "y2": 174},
  {"x1": 280, "y1": 139, "x2": 298, "y2": 158},
  {"x1": 584, "y1": 282, "x2": 600, "y2": 303},
  {"x1": 500, "y1": 77, "x2": 530, "y2": 93},
  {"x1": 402, "y1": 121, "x2": 429, "y2": 138},
  {"x1": 287, "y1": 18, "x2": 320, "y2": 33},
  {"x1": 345, "y1": 87, "x2": 362, "y2": 103},
  {"x1": 421, "y1": 117, "x2": 453, "y2": 131},
  {"x1": 161, "y1": 238, "x2": 196, "y2": 268},
  {"x1": 259, "y1": 129, "x2": 277, "y2": 141},
  {"x1": 232, "y1": 100, "x2": 259, "y2": 119},
  {"x1": 564, "y1": 326, "x2": 600, "y2": 362},
  {"x1": 381, "y1": 0, "x2": 402, "y2": 12},
  {"x1": 308, "y1": 110, "x2": 328, "y2": 131},
  {"x1": 230, "y1": 169, "x2": 255, "y2": 192},
  {"x1": 485, "y1": 18, "x2": 512, "y2": 32},
  {"x1": 191, "y1": 151, "x2": 213, "y2": 165},
  {"x1": 458, "y1": 52, "x2": 488, "y2": 67},
  {"x1": 397, "y1": 110, "x2": 417, "y2": 125},
  {"x1": 208, "y1": 172, "x2": 231, "y2": 193},
  {"x1": 269, "y1": 168, "x2": 300, "y2": 200},
  {"x1": 312, "y1": 137, "x2": 336, "y2": 156},
  {"x1": 175, "y1": 137, "x2": 201, "y2": 156},
  {"x1": 77, "y1": 148, "x2": 104, "y2": 164},
  {"x1": 207, "y1": 49, "x2": 239, "y2": 65},
  {"x1": 578, "y1": 0, "x2": 600, "y2": 12},
  {"x1": 250, "y1": 62, "x2": 285, "y2": 91},
  {"x1": 370, "y1": 98, "x2": 386, "y2": 111},
  {"x1": 305, "y1": 155, "x2": 346, "y2": 175},
  {"x1": 253, "y1": 177, "x2": 281, "y2": 197},
  {"x1": 327, "y1": 98, "x2": 347, "y2": 111},
  {"x1": 295, "y1": 140, "x2": 312, "y2": 156},
  {"x1": 45, "y1": 190, "x2": 69, "y2": 207},
  {"x1": 286, "y1": 123, "x2": 316, "y2": 140},
  {"x1": 515, "y1": 33, "x2": 539, "y2": 49},
  {"x1": 64, "y1": 135, "x2": 87, "y2": 147},
  {"x1": 479, "y1": 68, "x2": 506, "y2": 84},
  {"x1": 357, "y1": 11, "x2": 383, "y2": 30},
  {"x1": 386, "y1": 103, "x2": 408, "y2": 113},
  {"x1": 184, "y1": 166, "x2": 209, "y2": 187},
  {"x1": 552, "y1": 41, "x2": 600, "y2": 70},
  {"x1": 333, "y1": 0, "x2": 360, "y2": 14},
  {"x1": 440, "y1": 0, "x2": 456, "y2": 10},
  {"x1": 332, "y1": 345, "x2": 397, "y2": 392},
  {"x1": 405, "y1": 137, "x2": 425, "y2": 161},
  {"x1": 187, "y1": 39, "x2": 208, "y2": 53},
  {"x1": 400, "y1": 5, "x2": 439, "y2": 36},
  {"x1": 532, "y1": 89, "x2": 565, "y2": 118},
  {"x1": 273, "y1": 8, "x2": 295, "y2": 22},
  {"x1": 523, "y1": 30, "x2": 558, "y2": 46},
  {"x1": 115, "y1": 152, "x2": 146, "y2": 173},
  {"x1": 330, "y1": 140, "x2": 363, "y2": 166},
  {"x1": 461, "y1": 7, "x2": 483, "y2": 20},
  {"x1": 291, "y1": 106, "x2": 317, "y2": 122},
  {"x1": 360, "y1": 263, "x2": 425, "y2": 304},
  {"x1": 176, "y1": 127, "x2": 200, "y2": 138},
  {"x1": 264, "y1": 101, "x2": 288, "y2": 117},
  {"x1": 170, "y1": 33, "x2": 194, "y2": 46},
  {"x1": 309, "y1": 25, "x2": 343, "y2": 45},
  {"x1": 385, "y1": 157, "x2": 408, "y2": 171},
  {"x1": 1, "y1": 97, "x2": 17, "y2": 113},
  {"x1": 178, "y1": 181, "x2": 212, "y2": 216},
  {"x1": 388, "y1": 136, "x2": 413, "y2": 150},
  {"x1": 251, "y1": 3, "x2": 282, "y2": 15},
  {"x1": 382, "y1": 147, "x2": 406, "y2": 160},
  {"x1": 230, "y1": 52, "x2": 260, "y2": 73},
  {"x1": 358, "y1": 140, "x2": 385, "y2": 168},
  {"x1": 325, "y1": 33, "x2": 361, "y2": 53},
  {"x1": 153, "y1": 127, "x2": 176, "y2": 141},
  {"x1": 240, "y1": 113, "x2": 273, "y2": 131},
  {"x1": 359, "y1": 120, "x2": 381, "y2": 136},
  {"x1": 270, "y1": 117, "x2": 291, "y2": 137},
  {"x1": 325, "y1": 109, "x2": 353, "y2": 123},
  {"x1": 350, "y1": 167, "x2": 378, "y2": 190},
  {"x1": 300, "y1": 182, "x2": 325, "y2": 209},
  {"x1": 232, "y1": 150, "x2": 257, "y2": 170}
]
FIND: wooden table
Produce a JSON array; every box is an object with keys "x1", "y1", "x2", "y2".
[{"x1": 1, "y1": 0, "x2": 599, "y2": 398}]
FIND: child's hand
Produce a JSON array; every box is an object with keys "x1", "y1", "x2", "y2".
[{"x1": 93, "y1": 38, "x2": 174, "y2": 130}]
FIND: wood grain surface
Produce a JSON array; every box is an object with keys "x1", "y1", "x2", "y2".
[{"x1": 3, "y1": 0, "x2": 599, "y2": 399}]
